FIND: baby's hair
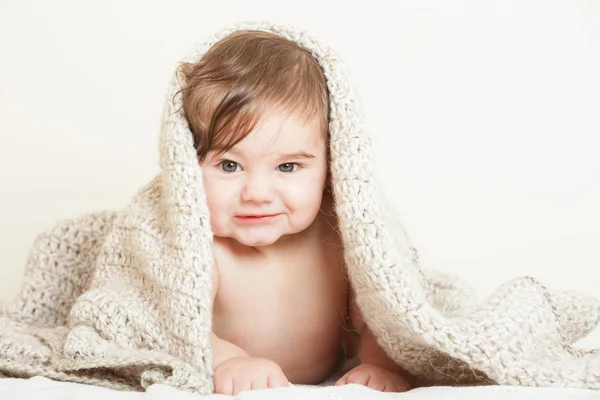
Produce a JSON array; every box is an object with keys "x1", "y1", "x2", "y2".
[{"x1": 177, "y1": 30, "x2": 329, "y2": 163}]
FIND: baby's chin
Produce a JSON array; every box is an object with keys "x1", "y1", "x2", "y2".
[
  {"x1": 235, "y1": 237, "x2": 279, "y2": 247},
  {"x1": 212, "y1": 216, "x2": 317, "y2": 248},
  {"x1": 228, "y1": 229, "x2": 286, "y2": 247},
  {"x1": 215, "y1": 226, "x2": 303, "y2": 248}
]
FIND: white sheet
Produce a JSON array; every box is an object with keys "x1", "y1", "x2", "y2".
[{"x1": 1, "y1": 377, "x2": 598, "y2": 400}]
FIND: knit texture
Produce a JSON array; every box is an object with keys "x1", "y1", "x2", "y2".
[{"x1": 1, "y1": 21, "x2": 599, "y2": 393}]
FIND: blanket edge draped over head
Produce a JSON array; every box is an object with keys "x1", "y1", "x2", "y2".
[{"x1": 1, "y1": 21, "x2": 599, "y2": 394}]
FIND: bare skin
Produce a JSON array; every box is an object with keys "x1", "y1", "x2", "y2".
[
  {"x1": 210, "y1": 192, "x2": 413, "y2": 394},
  {"x1": 211, "y1": 192, "x2": 347, "y2": 383}
]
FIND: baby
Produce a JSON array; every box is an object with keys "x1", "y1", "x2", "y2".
[{"x1": 179, "y1": 30, "x2": 413, "y2": 395}]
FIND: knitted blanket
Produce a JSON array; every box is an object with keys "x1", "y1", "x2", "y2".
[{"x1": 1, "y1": 21, "x2": 599, "y2": 394}]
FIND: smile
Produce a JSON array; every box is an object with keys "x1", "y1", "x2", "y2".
[{"x1": 234, "y1": 214, "x2": 281, "y2": 224}]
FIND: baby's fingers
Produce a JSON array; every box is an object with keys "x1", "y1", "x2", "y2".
[
  {"x1": 214, "y1": 376, "x2": 234, "y2": 395},
  {"x1": 335, "y1": 371, "x2": 353, "y2": 386},
  {"x1": 250, "y1": 377, "x2": 268, "y2": 391},
  {"x1": 335, "y1": 371, "x2": 349, "y2": 386},
  {"x1": 336, "y1": 370, "x2": 370, "y2": 386},
  {"x1": 267, "y1": 371, "x2": 289, "y2": 388},
  {"x1": 233, "y1": 377, "x2": 253, "y2": 395}
]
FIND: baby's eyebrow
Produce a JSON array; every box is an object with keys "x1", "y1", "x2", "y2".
[{"x1": 277, "y1": 151, "x2": 315, "y2": 159}]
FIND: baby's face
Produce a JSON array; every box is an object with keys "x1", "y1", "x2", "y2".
[{"x1": 200, "y1": 109, "x2": 328, "y2": 247}]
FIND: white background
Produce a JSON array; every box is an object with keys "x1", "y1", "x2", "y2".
[{"x1": 0, "y1": 1, "x2": 599, "y2": 347}]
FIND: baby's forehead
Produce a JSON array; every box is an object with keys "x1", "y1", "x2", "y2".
[
  {"x1": 237, "y1": 112, "x2": 324, "y2": 149},
  {"x1": 257, "y1": 108, "x2": 322, "y2": 134},
  {"x1": 227, "y1": 137, "x2": 321, "y2": 160}
]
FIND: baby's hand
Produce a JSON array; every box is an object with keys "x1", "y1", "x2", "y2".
[
  {"x1": 213, "y1": 356, "x2": 289, "y2": 395},
  {"x1": 335, "y1": 364, "x2": 411, "y2": 392}
]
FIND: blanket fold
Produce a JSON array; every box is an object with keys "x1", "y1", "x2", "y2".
[{"x1": 1, "y1": 21, "x2": 599, "y2": 393}]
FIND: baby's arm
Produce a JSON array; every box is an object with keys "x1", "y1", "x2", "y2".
[
  {"x1": 211, "y1": 333, "x2": 249, "y2": 368},
  {"x1": 210, "y1": 260, "x2": 289, "y2": 394},
  {"x1": 348, "y1": 292, "x2": 399, "y2": 372},
  {"x1": 336, "y1": 288, "x2": 413, "y2": 392},
  {"x1": 210, "y1": 263, "x2": 249, "y2": 367}
]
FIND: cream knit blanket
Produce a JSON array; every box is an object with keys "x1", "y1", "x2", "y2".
[{"x1": 1, "y1": 21, "x2": 599, "y2": 394}]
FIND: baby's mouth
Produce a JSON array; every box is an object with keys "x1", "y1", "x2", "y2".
[
  {"x1": 235, "y1": 214, "x2": 281, "y2": 223},
  {"x1": 237, "y1": 214, "x2": 278, "y2": 218}
]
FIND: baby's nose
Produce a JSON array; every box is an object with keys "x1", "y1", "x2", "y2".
[{"x1": 241, "y1": 176, "x2": 275, "y2": 203}]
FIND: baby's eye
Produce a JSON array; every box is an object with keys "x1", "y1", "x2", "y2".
[
  {"x1": 219, "y1": 160, "x2": 241, "y2": 173},
  {"x1": 278, "y1": 163, "x2": 298, "y2": 173}
]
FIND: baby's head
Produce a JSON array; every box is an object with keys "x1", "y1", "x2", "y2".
[{"x1": 179, "y1": 30, "x2": 330, "y2": 247}]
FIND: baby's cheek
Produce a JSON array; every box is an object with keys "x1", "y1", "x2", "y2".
[
  {"x1": 206, "y1": 196, "x2": 229, "y2": 233},
  {"x1": 285, "y1": 190, "x2": 323, "y2": 229}
]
